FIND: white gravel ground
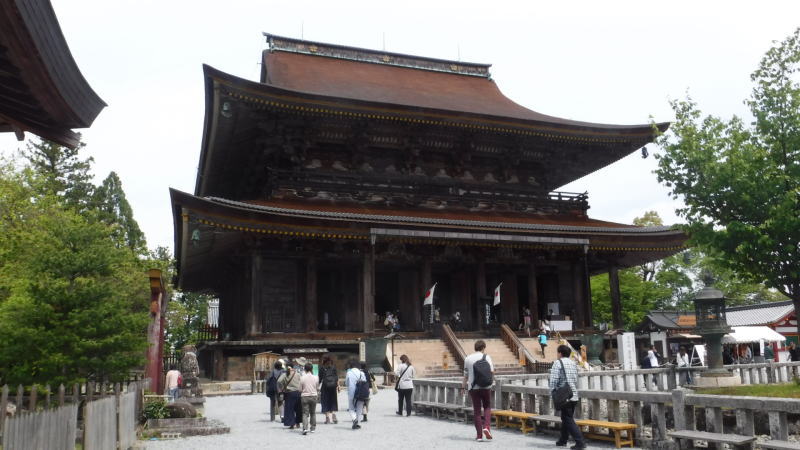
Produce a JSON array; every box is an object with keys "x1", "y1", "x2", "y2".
[{"x1": 143, "y1": 389, "x2": 639, "y2": 449}]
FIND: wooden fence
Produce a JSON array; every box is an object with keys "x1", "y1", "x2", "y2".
[
  {"x1": 0, "y1": 378, "x2": 149, "y2": 449},
  {"x1": 1, "y1": 403, "x2": 78, "y2": 450},
  {"x1": 414, "y1": 366, "x2": 800, "y2": 448}
]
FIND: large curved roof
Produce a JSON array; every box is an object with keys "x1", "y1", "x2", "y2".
[
  {"x1": 261, "y1": 34, "x2": 667, "y2": 134},
  {"x1": 0, "y1": 0, "x2": 106, "y2": 147}
]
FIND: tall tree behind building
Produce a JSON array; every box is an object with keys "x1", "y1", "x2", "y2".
[
  {"x1": 93, "y1": 171, "x2": 146, "y2": 253},
  {"x1": 22, "y1": 138, "x2": 95, "y2": 211},
  {"x1": 655, "y1": 28, "x2": 800, "y2": 333}
]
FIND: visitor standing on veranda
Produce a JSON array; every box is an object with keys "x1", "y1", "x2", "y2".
[
  {"x1": 549, "y1": 344, "x2": 585, "y2": 449},
  {"x1": 462, "y1": 340, "x2": 495, "y2": 442},
  {"x1": 299, "y1": 362, "x2": 319, "y2": 435},
  {"x1": 395, "y1": 354, "x2": 415, "y2": 416}
]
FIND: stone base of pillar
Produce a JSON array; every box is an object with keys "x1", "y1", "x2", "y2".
[{"x1": 693, "y1": 373, "x2": 742, "y2": 388}]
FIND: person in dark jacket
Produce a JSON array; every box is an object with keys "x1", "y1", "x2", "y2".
[
  {"x1": 266, "y1": 360, "x2": 286, "y2": 422},
  {"x1": 319, "y1": 356, "x2": 339, "y2": 424}
]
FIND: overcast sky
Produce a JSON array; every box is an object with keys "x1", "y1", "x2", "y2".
[{"x1": 2, "y1": 1, "x2": 799, "y2": 252}]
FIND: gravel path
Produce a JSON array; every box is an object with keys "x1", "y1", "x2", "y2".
[{"x1": 144, "y1": 389, "x2": 639, "y2": 449}]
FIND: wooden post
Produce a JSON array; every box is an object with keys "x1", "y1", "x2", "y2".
[
  {"x1": 362, "y1": 251, "x2": 375, "y2": 333},
  {"x1": 572, "y1": 263, "x2": 585, "y2": 329},
  {"x1": 58, "y1": 384, "x2": 65, "y2": 406},
  {"x1": 528, "y1": 263, "x2": 539, "y2": 329},
  {"x1": 100, "y1": 381, "x2": 107, "y2": 397},
  {"x1": 28, "y1": 385, "x2": 37, "y2": 411},
  {"x1": 248, "y1": 251, "x2": 262, "y2": 335},
  {"x1": 476, "y1": 261, "x2": 486, "y2": 331},
  {"x1": 16, "y1": 384, "x2": 23, "y2": 410},
  {"x1": 306, "y1": 257, "x2": 317, "y2": 332},
  {"x1": 44, "y1": 384, "x2": 51, "y2": 408},
  {"x1": 1, "y1": 384, "x2": 8, "y2": 431},
  {"x1": 609, "y1": 265, "x2": 623, "y2": 329},
  {"x1": 87, "y1": 381, "x2": 95, "y2": 402}
]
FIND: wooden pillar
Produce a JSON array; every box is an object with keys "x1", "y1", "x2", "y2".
[
  {"x1": 248, "y1": 252, "x2": 262, "y2": 336},
  {"x1": 528, "y1": 263, "x2": 540, "y2": 328},
  {"x1": 305, "y1": 257, "x2": 317, "y2": 332},
  {"x1": 572, "y1": 262, "x2": 584, "y2": 330},
  {"x1": 503, "y1": 272, "x2": 520, "y2": 327},
  {"x1": 583, "y1": 247, "x2": 593, "y2": 328},
  {"x1": 609, "y1": 265, "x2": 623, "y2": 330},
  {"x1": 476, "y1": 261, "x2": 486, "y2": 330},
  {"x1": 422, "y1": 259, "x2": 432, "y2": 328},
  {"x1": 400, "y1": 270, "x2": 421, "y2": 331},
  {"x1": 362, "y1": 251, "x2": 375, "y2": 333}
]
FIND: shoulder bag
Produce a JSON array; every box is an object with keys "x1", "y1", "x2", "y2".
[
  {"x1": 552, "y1": 359, "x2": 573, "y2": 410},
  {"x1": 395, "y1": 364, "x2": 412, "y2": 392}
]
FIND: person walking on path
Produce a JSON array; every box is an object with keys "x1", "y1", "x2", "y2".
[
  {"x1": 538, "y1": 328, "x2": 548, "y2": 357},
  {"x1": 164, "y1": 364, "x2": 181, "y2": 402},
  {"x1": 549, "y1": 344, "x2": 585, "y2": 449},
  {"x1": 346, "y1": 360, "x2": 368, "y2": 429},
  {"x1": 278, "y1": 364, "x2": 302, "y2": 429},
  {"x1": 299, "y1": 362, "x2": 319, "y2": 435},
  {"x1": 462, "y1": 340, "x2": 495, "y2": 442},
  {"x1": 266, "y1": 360, "x2": 286, "y2": 421},
  {"x1": 318, "y1": 357, "x2": 339, "y2": 424},
  {"x1": 394, "y1": 354, "x2": 415, "y2": 416},
  {"x1": 359, "y1": 362, "x2": 377, "y2": 422},
  {"x1": 676, "y1": 346, "x2": 692, "y2": 386}
]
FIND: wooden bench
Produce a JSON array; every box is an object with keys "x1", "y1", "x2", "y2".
[
  {"x1": 491, "y1": 410, "x2": 538, "y2": 434},
  {"x1": 668, "y1": 430, "x2": 756, "y2": 450},
  {"x1": 761, "y1": 441, "x2": 800, "y2": 450},
  {"x1": 412, "y1": 401, "x2": 465, "y2": 420},
  {"x1": 576, "y1": 419, "x2": 637, "y2": 448}
]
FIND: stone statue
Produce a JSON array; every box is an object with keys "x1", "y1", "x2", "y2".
[{"x1": 180, "y1": 345, "x2": 199, "y2": 380}]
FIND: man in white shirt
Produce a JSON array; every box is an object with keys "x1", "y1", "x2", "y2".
[
  {"x1": 164, "y1": 364, "x2": 181, "y2": 402},
  {"x1": 676, "y1": 346, "x2": 692, "y2": 386},
  {"x1": 462, "y1": 340, "x2": 495, "y2": 442}
]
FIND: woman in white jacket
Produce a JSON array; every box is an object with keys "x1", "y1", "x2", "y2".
[{"x1": 395, "y1": 354, "x2": 416, "y2": 416}]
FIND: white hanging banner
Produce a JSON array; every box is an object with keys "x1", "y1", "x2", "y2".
[
  {"x1": 493, "y1": 282, "x2": 502, "y2": 306},
  {"x1": 423, "y1": 282, "x2": 437, "y2": 306}
]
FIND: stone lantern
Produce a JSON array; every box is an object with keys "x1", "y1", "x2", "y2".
[{"x1": 693, "y1": 281, "x2": 741, "y2": 387}]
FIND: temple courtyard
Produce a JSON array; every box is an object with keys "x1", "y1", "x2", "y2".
[{"x1": 143, "y1": 388, "x2": 634, "y2": 449}]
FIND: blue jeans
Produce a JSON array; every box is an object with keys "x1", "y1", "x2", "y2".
[{"x1": 168, "y1": 387, "x2": 179, "y2": 402}]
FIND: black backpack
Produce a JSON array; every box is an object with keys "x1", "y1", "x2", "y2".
[
  {"x1": 266, "y1": 372, "x2": 278, "y2": 396},
  {"x1": 640, "y1": 352, "x2": 651, "y2": 369},
  {"x1": 323, "y1": 367, "x2": 338, "y2": 388},
  {"x1": 354, "y1": 370, "x2": 370, "y2": 401},
  {"x1": 471, "y1": 354, "x2": 493, "y2": 389}
]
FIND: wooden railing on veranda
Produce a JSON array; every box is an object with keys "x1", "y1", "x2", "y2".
[{"x1": 441, "y1": 323, "x2": 466, "y2": 368}]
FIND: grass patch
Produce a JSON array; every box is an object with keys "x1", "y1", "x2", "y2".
[{"x1": 697, "y1": 382, "x2": 800, "y2": 398}]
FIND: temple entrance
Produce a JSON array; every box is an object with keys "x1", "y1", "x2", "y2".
[
  {"x1": 375, "y1": 271, "x2": 400, "y2": 330},
  {"x1": 537, "y1": 271, "x2": 561, "y2": 321},
  {"x1": 316, "y1": 266, "x2": 357, "y2": 331}
]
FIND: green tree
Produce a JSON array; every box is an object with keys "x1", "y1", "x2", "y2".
[
  {"x1": 591, "y1": 269, "x2": 672, "y2": 329},
  {"x1": 164, "y1": 292, "x2": 213, "y2": 351},
  {"x1": 93, "y1": 171, "x2": 146, "y2": 253},
  {"x1": 655, "y1": 28, "x2": 800, "y2": 332},
  {"x1": 22, "y1": 138, "x2": 95, "y2": 211},
  {"x1": 0, "y1": 161, "x2": 149, "y2": 386}
]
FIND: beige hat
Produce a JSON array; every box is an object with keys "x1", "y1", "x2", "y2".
[{"x1": 294, "y1": 357, "x2": 308, "y2": 366}]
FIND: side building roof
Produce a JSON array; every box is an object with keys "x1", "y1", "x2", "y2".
[{"x1": 641, "y1": 300, "x2": 795, "y2": 331}]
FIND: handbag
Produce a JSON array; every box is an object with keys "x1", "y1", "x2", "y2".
[
  {"x1": 278, "y1": 371, "x2": 295, "y2": 403},
  {"x1": 395, "y1": 364, "x2": 411, "y2": 392},
  {"x1": 552, "y1": 359, "x2": 573, "y2": 410}
]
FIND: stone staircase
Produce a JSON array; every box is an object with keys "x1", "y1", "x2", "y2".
[
  {"x1": 391, "y1": 339, "x2": 462, "y2": 378},
  {"x1": 520, "y1": 337, "x2": 562, "y2": 362},
  {"x1": 459, "y1": 338, "x2": 526, "y2": 376}
]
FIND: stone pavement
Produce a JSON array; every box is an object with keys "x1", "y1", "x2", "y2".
[{"x1": 144, "y1": 388, "x2": 639, "y2": 449}]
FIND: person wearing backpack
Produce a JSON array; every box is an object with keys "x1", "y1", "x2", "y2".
[
  {"x1": 319, "y1": 357, "x2": 339, "y2": 424},
  {"x1": 461, "y1": 340, "x2": 495, "y2": 442},
  {"x1": 266, "y1": 360, "x2": 286, "y2": 422},
  {"x1": 394, "y1": 354, "x2": 415, "y2": 416},
  {"x1": 549, "y1": 344, "x2": 585, "y2": 449},
  {"x1": 278, "y1": 364, "x2": 302, "y2": 429},
  {"x1": 345, "y1": 359, "x2": 369, "y2": 429}
]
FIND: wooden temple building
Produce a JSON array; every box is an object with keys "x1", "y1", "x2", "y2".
[{"x1": 171, "y1": 34, "x2": 687, "y2": 378}]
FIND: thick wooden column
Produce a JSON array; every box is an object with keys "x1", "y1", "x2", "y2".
[
  {"x1": 362, "y1": 251, "x2": 375, "y2": 333},
  {"x1": 422, "y1": 259, "x2": 432, "y2": 327},
  {"x1": 476, "y1": 261, "x2": 486, "y2": 330},
  {"x1": 503, "y1": 272, "x2": 520, "y2": 327},
  {"x1": 248, "y1": 252, "x2": 262, "y2": 336},
  {"x1": 528, "y1": 263, "x2": 540, "y2": 328},
  {"x1": 305, "y1": 257, "x2": 317, "y2": 332},
  {"x1": 583, "y1": 248, "x2": 593, "y2": 328},
  {"x1": 609, "y1": 265, "x2": 623, "y2": 330},
  {"x1": 572, "y1": 262, "x2": 585, "y2": 330},
  {"x1": 400, "y1": 270, "x2": 421, "y2": 331}
]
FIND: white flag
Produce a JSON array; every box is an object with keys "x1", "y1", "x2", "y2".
[
  {"x1": 423, "y1": 283, "x2": 437, "y2": 306},
  {"x1": 493, "y1": 282, "x2": 502, "y2": 306}
]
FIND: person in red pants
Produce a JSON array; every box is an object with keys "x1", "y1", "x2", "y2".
[{"x1": 462, "y1": 340, "x2": 495, "y2": 442}]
